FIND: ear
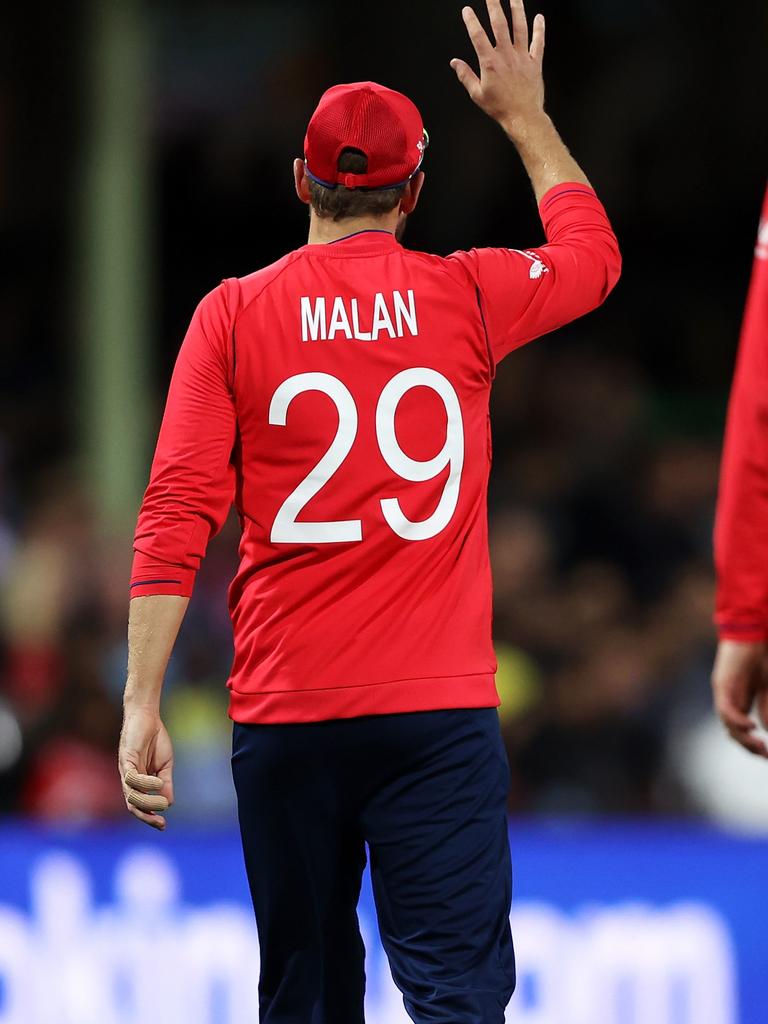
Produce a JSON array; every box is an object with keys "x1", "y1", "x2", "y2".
[
  {"x1": 399, "y1": 171, "x2": 425, "y2": 216},
  {"x1": 294, "y1": 158, "x2": 311, "y2": 205}
]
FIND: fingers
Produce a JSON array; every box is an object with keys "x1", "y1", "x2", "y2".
[
  {"x1": 462, "y1": 6, "x2": 494, "y2": 63},
  {"x1": 450, "y1": 58, "x2": 481, "y2": 98},
  {"x1": 128, "y1": 805, "x2": 167, "y2": 831},
  {"x1": 710, "y1": 640, "x2": 768, "y2": 757},
  {"x1": 124, "y1": 768, "x2": 164, "y2": 792},
  {"x1": 715, "y1": 700, "x2": 768, "y2": 758},
  {"x1": 485, "y1": 0, "x2": 512, "y2": 49},
  {"x1": 158, "y1": 769, "x2": 175, "y2": 808},
  {"x1": 716, "y1": 699, "x2": 756, "y2": 734},
  {"x1": 127, "y1": 789, "x2": 169, "y2": 813},
  {"x1": 726, "y1": 724, "x2": 768, "y2": 758},
  {"x1": 122, "y1": 765, "x2": 171, "y2": 827},
  {"x1": 529, "y1": 12, "x2": 545, "y2": 61},
  {"x1": 756, "y1": 688, "x2": 768, "y2": 731},
  {"x1": 509, "y1": 0, "x2": 529, "y2": 50}
]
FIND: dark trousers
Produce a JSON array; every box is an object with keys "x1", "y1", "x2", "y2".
[{"x1": 231, "y1": 707, "x2": 515, "y2": 1024}]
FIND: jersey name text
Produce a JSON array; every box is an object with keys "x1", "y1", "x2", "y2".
[{"x1": 300, "y1": 290, "x2": 418, "y2": 342}]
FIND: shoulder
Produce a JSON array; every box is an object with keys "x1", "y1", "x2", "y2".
[
  {"x1": 191, "y1": 253, "x2": 301, "y2": 326},
  {"x1": 230, "y1": 251, "x2": 304, "y2": 318},
  {"x1": 405, "y1": 246, "x2": 533, "y2": 289},
  {"x1": 400, "y1": 247, "x2": 480, "y2": 288}
]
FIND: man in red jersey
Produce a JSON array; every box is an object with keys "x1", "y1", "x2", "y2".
[
  {"x1": 713, "y1": 185, "x2": 768, "y2": 759},
  {"x1": 118, "y1": 1, "x2": 620, "y2": 1020}
]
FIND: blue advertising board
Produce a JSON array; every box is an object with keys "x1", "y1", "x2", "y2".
[{"x1": 0, "y1": 821, "x2": 764, "y2": 1023}]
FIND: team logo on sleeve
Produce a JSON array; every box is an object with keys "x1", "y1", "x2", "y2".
[
  {"x1": 509, "y1": 249, "x2": 550, "y2": 279},
  {"x1": 528, "y1": 259, "x2": 546, "y2": 279}
]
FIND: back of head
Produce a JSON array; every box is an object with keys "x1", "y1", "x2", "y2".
[
  {"x1": 308, "y1": 148, "x2": 406, "y2": 222},
  {"x1": 303, "y1": 82, "x2": 428, "y2": 223}
]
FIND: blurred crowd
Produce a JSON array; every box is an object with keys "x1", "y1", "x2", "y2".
[
  {"x1": 488, "y1": 339, "x2": 720, "y2": 817},
  {"x1": 0, "y1": 471, "x2": 240, "y2": 823}
]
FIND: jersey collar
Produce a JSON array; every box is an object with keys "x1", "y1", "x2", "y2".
[{"x1": 299, "y1": 229, "x2": 401, "y2": 256}]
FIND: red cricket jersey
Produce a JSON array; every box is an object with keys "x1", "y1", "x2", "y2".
[
  {"x1": 131, "y1": 182, "x2": 620, "y2": 723},
  {"x1": 715, "y1": 184, "x2": 768, "y2": 641}
]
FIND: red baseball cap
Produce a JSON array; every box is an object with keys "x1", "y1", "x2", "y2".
[{"x1": 304, "y1": 81, "x2": 428, "y2": 190}]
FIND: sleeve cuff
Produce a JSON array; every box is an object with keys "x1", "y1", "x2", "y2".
[
  {"x1": 715, "y1": 620, "x2": 768, "y2": 643},
  {"x1": 130, "y1": 551, "x2": 196, "y2": 599},
  {"x1": 538, "y1": 182, "x2": 598, "y2": 213}
]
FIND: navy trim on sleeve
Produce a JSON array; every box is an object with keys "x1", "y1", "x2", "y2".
[
  {"x1": 130, "y1": 578, "x2": 183, "y2": 588},
  {"x1": 541, "y1": 187, "x2": 596, "y2": 210}
]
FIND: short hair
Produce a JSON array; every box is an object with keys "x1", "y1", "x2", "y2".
[{"x1": 308, "y1": 148, "x2": 406, "y2": 221}]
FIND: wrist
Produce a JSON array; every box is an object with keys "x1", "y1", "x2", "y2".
[
  {"x1": 123, "y1": 678, "x2": 162, "y2": 713},
  {"x1": 499, "y1": 109, "x2": 552, "y2": 144}
]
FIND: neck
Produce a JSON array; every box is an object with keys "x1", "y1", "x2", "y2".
[{"x1": 307, "y1": 212, "x2": 399, "y2": 245}]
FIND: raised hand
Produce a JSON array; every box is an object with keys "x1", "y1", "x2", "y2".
[{"x1": 451, "y1": 0, "x2": 545, "y2": 138}]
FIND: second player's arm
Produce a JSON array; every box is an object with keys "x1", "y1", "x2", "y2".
[{"x1": 711, "y1": 185, "x2": 768, "y2": 758}]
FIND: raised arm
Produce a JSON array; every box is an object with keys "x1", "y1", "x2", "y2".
[
  {"x1": 448, "y1": 0, "x2": 620, "y2": 366},
  {"x1": 451, "y1": 0, "x2": 589, "y2": 201}
]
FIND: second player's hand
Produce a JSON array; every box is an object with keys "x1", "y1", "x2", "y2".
[
  {"x1": 711, "y1": 639, "x2": 768, "y2": 758},
  {"x1": 118, "y1": 706, "x2": 175, "y2": 829},
  {"x1": 451, "y1": 0, "x2": 545, "y2": 138}
]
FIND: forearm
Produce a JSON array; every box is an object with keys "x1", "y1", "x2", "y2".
[
  {"x1": 502, "y1": 112, "x2": 590, "y2": 204},
  {"x1": 124, "y1": 594, "x2": 189, "y2": 709}
]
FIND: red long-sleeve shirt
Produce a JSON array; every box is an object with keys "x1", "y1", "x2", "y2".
[
  {"x1": 715, "y1": 185, "x2": 768, "y2": 641},
  {"x1": 132, "y1": 183, "x2": 621, "y2": 723}
]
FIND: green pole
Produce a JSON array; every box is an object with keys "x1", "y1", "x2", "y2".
[{"x1": 78, "y1": 0, "x2": 151, "y2": 536}]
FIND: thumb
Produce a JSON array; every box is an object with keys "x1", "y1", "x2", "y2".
[
  {"x1": 158, "y1": 764, "x2": 175, "y2": 807},
  {"x1": 450, "y1": 58, "x2": 480, "y2": 98}
]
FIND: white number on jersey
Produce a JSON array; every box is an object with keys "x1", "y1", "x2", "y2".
[
  {"x1": 268, "y1": 368, "x2": 464, "y2": 543},
  {"x1": 269, "y1": 373, "x2": 362, "y2": 543},
  {"x1": 376, "y1": 368, "x2": 464, "y2": 540}
]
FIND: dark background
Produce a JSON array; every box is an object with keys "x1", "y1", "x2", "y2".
[{"x1": 1, "y1": 0, "x2": 767, "y2": 824}]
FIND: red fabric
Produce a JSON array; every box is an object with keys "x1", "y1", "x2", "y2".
[
  {"x1": 304, "y1": 82, "x2": 425, "y2": 188},
  {"x1": 132, "y1": 183, "x2": 620, "y2": 723},
  {"x1": 714, "y1": 185, "x2": 768, "y2": 641}
]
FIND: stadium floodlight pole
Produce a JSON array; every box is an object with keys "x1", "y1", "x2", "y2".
[{"x1": 77, "y1": 0, "x2": 151, "y2": 535}]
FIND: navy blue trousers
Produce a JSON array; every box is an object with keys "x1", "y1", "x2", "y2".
[{"x1": 231, "y1": 707, "x2": 515, "y2": 1024}]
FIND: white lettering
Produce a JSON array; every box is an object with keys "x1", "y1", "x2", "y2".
[
  {"x1": 393, "y1": 289, "x2": 418, "y2": 337},
  {"x1": 0, "y1": 847, "x2": 740, "y2": 1024},
  {"x1": 327, "y1": 297, "x2": 353, "y2": 340},
  {"x1": 300, "y1": 292, "x2": 418, "y2": 342},
  {"x1": 371, "y1": 293, "x2": 396, "y2": 340},
  {"x1": 300, "y1": 296, "x2": 326, "y2": 341},
  {"x1": 350, "y1": 298, "x2": 372, "y2": 341}
]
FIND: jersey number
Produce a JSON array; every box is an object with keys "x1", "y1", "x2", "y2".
[{"x1": 268, "y1": 368, "x2": 464, "y2": 543}]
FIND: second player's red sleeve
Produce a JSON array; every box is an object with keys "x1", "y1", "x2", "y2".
[
  {"x1": 130, "y1": 280, "x2": 239, "y2": 599},
  {"x1": 714, "y1": 185, "x2": 768, "y2": 641},
  {"x1": 448, "y1": 182, "x2": 621, "y2": 368}
]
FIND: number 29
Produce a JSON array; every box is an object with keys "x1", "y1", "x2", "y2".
[{"x1": 268, "y1": 368, "x2": 464, "y2": 543}]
